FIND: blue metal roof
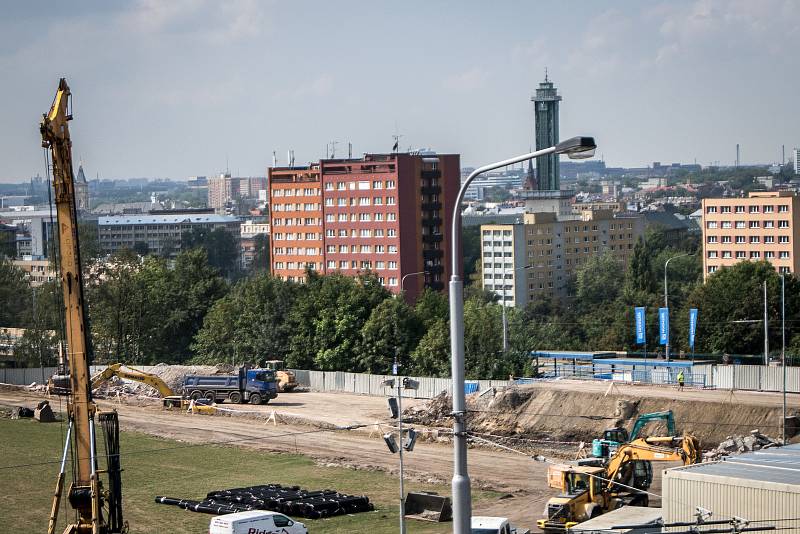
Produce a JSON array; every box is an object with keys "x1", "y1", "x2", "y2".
[
  {"x1": 592, "y1": 358, "x2": 695, "y2": 368},
  {"x1": 531, "y1": 351, "x2": 616, "y2": 361}
]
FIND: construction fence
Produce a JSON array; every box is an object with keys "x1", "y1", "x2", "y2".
[{"x1": 0, "y1": 364, "x2": 797, "y2": 396}]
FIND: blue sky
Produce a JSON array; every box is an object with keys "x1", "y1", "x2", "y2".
[{"x1": 0, "y1": 0, "x2": 797, "y2": 182}]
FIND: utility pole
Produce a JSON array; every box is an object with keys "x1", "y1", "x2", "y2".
[
  {"x1": 782, "y1": 274, "x2": 787, "y2": 445},
  {"x1": 764, "y1": 280, "x2": 769, "y2": 366}
]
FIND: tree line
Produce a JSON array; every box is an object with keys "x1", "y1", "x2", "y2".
[{"x1": 2, "y1": 226, "x2": 799, "y2": 377}]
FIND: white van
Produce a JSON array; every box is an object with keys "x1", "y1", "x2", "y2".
[{"x1": 209, "y1": 510, "x2": 308, "y2": 534}]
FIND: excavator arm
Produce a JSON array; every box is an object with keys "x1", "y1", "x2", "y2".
[
  {"x1": 605, "y1": 435, "x2": 700, "y2": 491},
  {"x1": 91, "y1": 363, "x2": 176, "y2": 398}
]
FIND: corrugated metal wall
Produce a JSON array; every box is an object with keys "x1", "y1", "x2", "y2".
[{"x1": 663, "y1": 467, "x2": 800, "y2": 532}]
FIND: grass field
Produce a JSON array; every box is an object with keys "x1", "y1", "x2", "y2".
[{"x1": 0, "y1": 414, "x2": 487, "y2": 533}]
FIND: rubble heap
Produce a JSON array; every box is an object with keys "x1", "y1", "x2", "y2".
[
  {"x1": 93, "y1": 363, "x2": 233, "y2": 398},
  {"x1": 704, "y1": 429, "x2": 782, "y2": 461}
]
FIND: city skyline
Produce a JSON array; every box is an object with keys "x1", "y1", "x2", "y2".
[{"x1": 0, "y1": 1, "x2": 797, "y2": 183}]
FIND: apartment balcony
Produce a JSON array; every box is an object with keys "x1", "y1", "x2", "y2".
[
  {"x1": 427, "y1": 281, "x2": 445, "y2": 291},
  {"x1": 420, "y1": 185, "x2": 442, "y2": 196},
  {"x1": 424, "y1": 264, "x2": 444, "y2": 275},
  {"x1": 422, "y1": 216, "x2": 443, "y2": 227},
  {"x1": 421, "y1": 201, "x2": 442, "y2": 212},
  {"x1": 421, "y1": 170, "x2": 441, "y2": 180},
  {"x1": 422, "y1": 234, "x2": 443, "y2": 244},
  {"x1": 423, "y1": 249, "x2": 444, "y2": 260}
]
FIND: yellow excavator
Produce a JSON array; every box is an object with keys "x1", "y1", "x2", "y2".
[
  {"x1": 90, "y1": 363, "x2": 185, "y2": 407},
  {"x1": 42, "y1": 78, "x2": 128, "y2": 533},
  {"x1": 538, "y1": 435, "x2": 700, "y2": 533}
]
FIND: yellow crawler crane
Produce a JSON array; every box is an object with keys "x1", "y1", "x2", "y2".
[
  {"x1": 538, "y1": 435, "x2": 700, "y2": 533},
  {"x1": 42, "y1": 78, "x2": 127, "y2": 534}
]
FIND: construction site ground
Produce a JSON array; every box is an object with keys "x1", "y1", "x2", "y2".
[{"x1": 1, "y1": 380, "x2": 797, "y2": 532}]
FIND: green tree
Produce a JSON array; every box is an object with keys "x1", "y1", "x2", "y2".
[
  {"x1": 413, "y1": 288, "x2": 449, "y2": 328},
  {"x1": 286, "y1": 272, "x2": 390, "y2": 371},
  {"x1": 627, "y1": 237, "x2": 655, "y2": 293},
  {"x1": 78, "y1": 222, "x2": 102, "y2": 264},
  {"x1": 358, "y1": 297, "x2": 422, "y2": 374},
  {"x1": 192, "y1": 273, "x2": 299, "y2": 364},
  {"x1": 250, "y1": 234, "x2": 270, "y2": 272},
  {"x1": 182, "y1": 227, "x2": 239, "y2": 277},
  {"x1": 0, "y1": 259, "x2": 31, "y2": 327},
  {"x1": 410, "y1": 318, "x2": 451, "y2": 377},
  {"x1": 685, "y1": 262, "x2": 800, "y2": 355},
  {"x1": 575, "y1": 252, "x2": 624, "y2": 311},
  {"x1": 463, "y1": 296, "x2": 504, "y2": 378}
]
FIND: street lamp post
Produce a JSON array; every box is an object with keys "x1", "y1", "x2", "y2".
[
  {"x1": 400, "y1": 271, "x2": 427, "y2": 298},
  {"x1": 663, "y1": 252, "x2": 693, "y2": 361},
  {"x1": 501, "y1": 264, "x2": 533, "y2": 352},
  {"x1": 449, "y1": 136, "x2": 596, "y2": 533}
]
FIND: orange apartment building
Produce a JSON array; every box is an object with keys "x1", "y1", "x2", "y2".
[
  {"x1": 268, "y1": 153, "x2": 460, "y2": 302},
  {"x1": 701, "y1": 191, "x2": 800, "y2": 279}
]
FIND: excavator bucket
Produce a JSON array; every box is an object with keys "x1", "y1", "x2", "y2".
[{"x1": 404, "y1": 492, "x2": 452, "y2": 522}]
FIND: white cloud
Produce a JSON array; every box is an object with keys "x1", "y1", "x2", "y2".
[{"x1": 442, "y1": 67, "x2": 488, "y2": 92}]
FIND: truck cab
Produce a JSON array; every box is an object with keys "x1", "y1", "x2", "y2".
[{"x1": 209, "y1": 510, "x2": 307, "y2": 534}]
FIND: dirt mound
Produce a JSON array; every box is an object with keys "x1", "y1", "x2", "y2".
[
  {"x1": 94, "y1": 363, "x2": 233, "y2": 398},
  {"x1": 704, "y1": 430, "x2": 782, "y2": 460},
  {"x1": 406, "y1": 383, "x2": 790, "y2": 447}
]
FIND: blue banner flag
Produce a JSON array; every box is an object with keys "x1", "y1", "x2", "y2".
[
  {"x1": 635, "y1": 307, "x2": 646, "y2": 345},
  {"x1": 659, "y1": 308, "x2": 669, "y2": 345},
  {"x1": 688, "y1": 308, "x2": 698, "y2": 350}
]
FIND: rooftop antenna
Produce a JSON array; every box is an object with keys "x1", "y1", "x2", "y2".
[
  {"x1": 226, "y1": 155, "x2": 230, "y2": 175},
  {"x1": 544, "y1": 66, "x2": 549, "y2": 82},
  {"x1": 330, "y1": 140, "x2": 338, "y2": 159},
  {"x1": 272, "y1": 151, "x2": 277, "y2": 168},
  {"x1": 736, "y1": 144, "x2": 740, "y2": 167},
  {"x1": 782, "y1": 144, "x2": 785, "y2": 165},
  {"x1": 290, "y1": 150, "x2": 295, "y2": 168},
  {"x1": 287, "y1": 149, "x2": 292, "y2": 169},
  {"x1": 348, "y1": 142, "x2": 352, "y2": 159},
  {"x1": 392, "y1": 120, "x2": 403, "y2": 153}
]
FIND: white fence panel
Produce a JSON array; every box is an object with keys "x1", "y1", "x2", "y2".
[
  {"x1": 734, "y1": 365, "x2": 762, "y2": 391},
  {"x1": 714, "y1": 366, "x2": 733, "y2": 389},
  {"x1": 309, "y1": 370, "x2": 325, "y2": 391}
]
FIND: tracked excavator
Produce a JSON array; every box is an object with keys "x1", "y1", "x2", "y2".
[
  {"x1": 42, "y1": 78, "x2": 128, "y2": 534},
  {"x1": 538, "y1": 435, "x2": 700, "y2": 533},
  {"x1": 90, "y1": 363, "x2": 185, "y2": 407}
]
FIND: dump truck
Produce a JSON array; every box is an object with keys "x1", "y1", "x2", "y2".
[
  {"x1": 183, "y1": 366, "x2": 278, "y2": 404},
  {"x1": 263, "y1": 360, "x2": 299, "y2": 392}
]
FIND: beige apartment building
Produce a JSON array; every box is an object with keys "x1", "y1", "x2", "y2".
[
  {"x1": 481, "y1": 209, "x2": 644, "y2": 306},
  {"x1": 701, "y1": 191, "x2": 800, "y2": 279}
]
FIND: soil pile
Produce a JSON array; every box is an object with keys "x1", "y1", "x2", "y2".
[
  {"x1": 405, "y1": 383, "x2": 789, "y2": 446},
  {"x1": 704, "y1": 430, "x2": 782, "y2": 460},
  {"x1": 94, "y1": 363, "x2": 234, "y2": 398}
]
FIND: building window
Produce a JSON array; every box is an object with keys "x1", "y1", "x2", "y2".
[
  {"x1": 735, "y1": 206, "x2": 745, "y2": 213},
  {"x1": 387, "y1": 229, "x2": 397, "y2": 237},
  {"x1": 375, "y1": 213, "x2": 384, "y2": 221},
  {"x1": 706, "y1": 206, "x2": 717, "y2": 213},
  {"x1": 359, "y1": 197, "x2": 371, "y2": 206},
  {"x1": 721, "y1": 206, "x2": 731, "y2": 213},
  {"x1": 374, "y1": 197, "x2": 383, "y2": 205},
  {"x1": 372, "y1": 180, "x2": 382, "y2": 189},
  {"x1": 778, "y1": 220, "x2": 789, "y2": 228},
  {"x1": 749, "y1": 221, "x2": 760, "y2": 228},
  {"x1": 765, "y1": 251, "x2": 775, "y2": 259},
  {"x1": 764, "y1": 221, "x2": 775, "y2": 228},
  {"x1": 388, "y1": 277, "x2": 398, "y2": 286},
  {"x1": 337, "y1": 182, "x2": 345, "y2": 190},
  {"x1": 764, "y1": 205, "x2": 774, "y2": 213},
  {"x1": 327, "y1": 260, "x2": 336, "y2": 268},
  {"x1": 707, "y1": 251, "x2": 718, "y2": 258},
  {"x1": 387, "y1": 213, "x2": 397, "y2": 221},
  {"x1": 337, "y1": 198, "x2": 347, "y2": 207},
  {"x1": 779, "y1": 266, "x2": 791, "y2": 273},
  {"x1": 735, "y1": 236, "x2": 746, "y2": 244},
  {"x1": 339, "y1": 261, "x2": 347, "y2": 269},
  {"x1": 721, "y1": 221, "x2": 732, "y2": 229},
  {"x1": 326, "y1": 245, "x2": 335, "y2": 253},
  {"x1": 325, "y1": 230, "x2": 335, "y2": 237},
  {"x1": 707, "y1": 222, "x2": 718, "y2": 229},
  {"x1": 750, "y1": 251, "x2": 761, "y2": 259},
  {"x1": 376, "y1": 261, "x2": 385, "y2": 269},
  {"x1": 735, "y1": 251, "x2": 746, "y2": 259},
  {"x1": 765, "y1": 236, "x2": 775, "y2": 243},
  {"x1": 324, "y1": 183, "x2": 334, "y2": 191},
  {"x1": 778, "y1": 205, "x2": 789, "y2": 213},
  {"x1": 734, "y1": 221, "x2": 745, "y2": 229},
  {"x1": 386, "y1": 180, "x2": 396, "y2": 189},
  {"x1": 387, "y1": 196, "x2": 396, "y2": 205},
  {"x1": 708, "y1": 266, "x2": 718, "y2": 273},
  {"x1": 750, "y1": 236, "x2": 760, "y2": 243},
  {"x1": 359, "y1": 213, "x2": 372, "y2": 222},
  {"x1": 388, "y1": 261, "x2": 397, "y2": 269},
  {"x1": 388, "y1": 245, "x2": 398, "y2": 253},
  {"x1": 722, "y1": 251, "x2": 732, "y2": 258},
  {"x1": 779, "y1": 236, "x2": 790, "y2": 243},
  {"x1": 749, "y1": 206, "x2": 759, "y2": 213},
  {"x1": 339, "y1": 245, "x2": 347, "y2": 253},
  {"x1": 721, "y1": 236, "x2": 731, "y2": 243},
  {"x1": 779, "y1": 251, "x2": 790, "y2": 259}
]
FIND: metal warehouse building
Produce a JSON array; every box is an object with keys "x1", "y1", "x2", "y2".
[{"x1": 663, "y1": 444, "x2": 800, "y2": 532}]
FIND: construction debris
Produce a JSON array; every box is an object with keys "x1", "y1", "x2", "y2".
[
  {"x1": 93, "y1": 363, "x2": 232, "y2": 398},
  {"x1": 34, "y1": 400, "x2": 57, "y2": 422},
  {"x1": 704, "y1": 429, "x2": 781, "y2": 460},
  {"x1": 155, "y1": 483, "x2": 373, "y2": 519}
]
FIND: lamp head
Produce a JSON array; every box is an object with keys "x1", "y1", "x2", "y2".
[{"x1": 555, "y1": 136, "x2": 597, "y2": 160}]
